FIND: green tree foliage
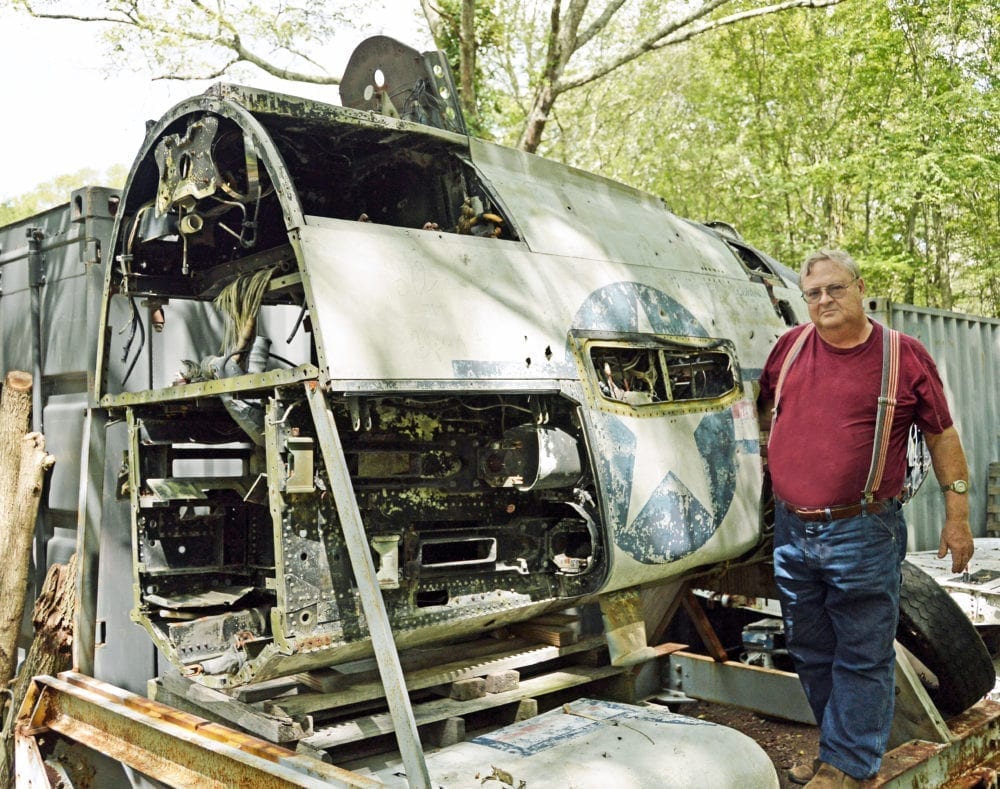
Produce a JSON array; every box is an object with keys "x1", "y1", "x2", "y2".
[
  {"x1": 443, "y1": 0, "x2": 846, "y2": 151},
  {"x1": 10, "y1": 0, "x2": 996, "y2": 314},
  {"x1": 418, "y1": 0, "x2": 505, "y2": 137},
  {"x1": 0, "y1": 166, "x2": 127, "y2": 225},
  {"x1": 551, "y1": 0, "x2": 999, "y2": 315}
]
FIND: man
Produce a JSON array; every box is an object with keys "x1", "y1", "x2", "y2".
[{"x1": 757, "y1": 249, "x2": 974, "y2": 788}]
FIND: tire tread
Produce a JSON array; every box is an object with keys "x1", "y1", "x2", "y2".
[{"x1": 897, "y1": 560, "x2": 996, "y2": 715}]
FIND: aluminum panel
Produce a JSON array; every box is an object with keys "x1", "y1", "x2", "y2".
[{"x1": 298, "y1": 220, "x2": 790, "y2": 384}]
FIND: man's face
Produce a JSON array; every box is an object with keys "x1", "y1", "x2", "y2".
[{"x1": 800, "y1": 258, "x2": 867, "y2": 333}]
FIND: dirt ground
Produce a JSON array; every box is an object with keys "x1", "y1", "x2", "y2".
[
  {"x1": 680, "y1": 645, "x2": 1000, "y2": 789},
  {"x1": 683, "y1": 700, "x2": 819, "y2": 788}
]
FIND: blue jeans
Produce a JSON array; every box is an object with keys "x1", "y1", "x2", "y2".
[{"x1": 773, "y1": 500, "x2": 907, "y2": 780}]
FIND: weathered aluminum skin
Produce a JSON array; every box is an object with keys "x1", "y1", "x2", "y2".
[
  {"x1": 81, "y1": 79, "x2": 813, "y2": 687},
  {"x1": 906, "y1": 538, "x2": 1000, "y2": 627},
  {"x1": 365, "y1": 697, "x2": 780, "y2": 788},
  {"x1": 867, "y1": 299, "x2": 1000, "y2": 550}
]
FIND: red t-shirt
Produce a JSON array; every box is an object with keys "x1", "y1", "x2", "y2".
[{"x1": 758, "y1": 321, "x2": 952, "y2": 508}]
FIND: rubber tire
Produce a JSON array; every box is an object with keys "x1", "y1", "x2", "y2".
[{"x1": 896, "y1": 559, "x2": 996, "y2": 715}]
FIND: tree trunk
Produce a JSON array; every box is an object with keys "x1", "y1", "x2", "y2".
[
  {"x1": 0, "y1": 554, "x2": 77, "y2": 788},
  {"x1": 459, "y1": 0, "x2": 478, "y2": 128},
  {"x1": 0, "y1": 430, "x2": 55, "y2": 688},
  {"x1": 0, "y1": 371, "x2": 33, "y2": 521},
  {"x1": 518, "y1": 84, "x2": 560, "y2": 154}
]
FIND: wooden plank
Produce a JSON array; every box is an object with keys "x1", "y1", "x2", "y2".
[
  {"x1": 681, "y1": 591, "x2": 729, "y2": 663},
  {"x1": 518, "y1": 613, "x2": 578, "y2": 627},
  {"x1": 513, "y1": 699, "x2": 538, "y2": 722},
  {"x1": 646, "y1": 581, "x2": 686, "y2": 647},
  {"x1": 508, "y1": 622, "x2": 578, "y2": 646},
  {"x1": 229, "y1": 675, "x2": 300, "y2": 704},
  {"x1": 301, "y1": 664, "x2": 625, "y2": 751},
  {"x1": 272, "y1": 635, "x2": 607, "y2": 718},
  {"x1": 420, "y1": 717, "x2": 465, "y2": 748}
]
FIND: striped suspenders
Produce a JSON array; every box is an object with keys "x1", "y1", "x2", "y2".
[
  {"x1": 863, "y1": 326, "x2": 901, "y2": 502},
  {"x1": 769, "y1": 323, "x2": 814, "y2": 443},
  {"x1": 770, "y1": 323, "x2": 901, "y2": 504}
]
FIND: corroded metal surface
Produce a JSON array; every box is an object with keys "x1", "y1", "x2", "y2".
[
  {"x1": 873, "y1": 699, "x2": 1000, "y2": 787},
  {"x1": 16, "y1": 672, "x2": 379, "y2": 787},
  {"x1": 91, "y1": 69, "x2": 803, "y2": 691}
]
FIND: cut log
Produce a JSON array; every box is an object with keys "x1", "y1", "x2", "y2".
[
  {"x1": 0, "y1": 431, "x2": 55, "y2": 688},
  {"x1": 0, "y1": 371, "x2": 33, "y2": 530}
]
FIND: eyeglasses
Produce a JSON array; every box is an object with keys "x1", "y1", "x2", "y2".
[{"x1": 801, "y1": 278, "x2": 859, "y2": 304}]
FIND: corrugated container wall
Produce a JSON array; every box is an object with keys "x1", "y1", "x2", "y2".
[
  {"x1": 868, "y1": 298, "x2": 1000, "y2": 552},
  {"x1": 0, "y1": 187, "x2": 119, "y2": 579}
]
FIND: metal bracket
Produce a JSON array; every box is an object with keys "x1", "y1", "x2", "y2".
[
  {"x1": 27, "y1": 227, "x2": 46, "y2": 287},
  {"x1": 348, "y1": 396, "x2": 371, "y2": 431},
  {"x1": 284, "y1": 434, "x2": 315, "y2": 493},
  {"x1": 889, "y1": 646, "x2": 954, "y2": 747},
  {"x1": 529, "y1": 394, "x2": 549, "y2": 425}
]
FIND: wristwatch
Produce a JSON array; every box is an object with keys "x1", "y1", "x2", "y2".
[{"x1": 941, "y1": 479, "x2": 969, "y2": 494}]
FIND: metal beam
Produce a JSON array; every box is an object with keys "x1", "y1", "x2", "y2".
[
  {"x1": 664, "y1": 650, "x2": 816, "y2": 724},
  {"x1": 875, "y1": 700, "x2": 1000, "y2": 787},
  {"x1": 305, "y1": 381, "x2": 431, "y2": 788},
  {"x1": 17, "y1": 672, "x2": 378, "y2": 788}
]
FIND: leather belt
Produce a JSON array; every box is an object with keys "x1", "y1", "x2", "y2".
[{"x1": 783, "y1": 499, "x2": 893, "y2": 523}]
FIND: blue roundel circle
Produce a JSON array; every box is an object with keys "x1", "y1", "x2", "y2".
[{"x1": 572, "y1": 282, "x2": 738, "y2": 564}]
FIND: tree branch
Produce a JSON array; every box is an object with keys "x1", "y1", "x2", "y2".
[
  {"x1": 653, "y1": 0, "x2": 845, "y2": 50},
  {"x1": 561, "y1": 0, "x2": 844, "y2": 92},
  {"x1": 230, "y1": 34, "x2": 341, "y2": 84},
  {"x1": 420, "y1": 0, "x2": 450, "y2": 43},
  {"x1": 576, "y1": 0, "x2": 629, "y2": 51},
  {"x1": 18, "y1": 0, "x2": 341, "y2": 85},
  {"x1": 19, "y1": 1, "x2": 131, "y2": 25}
]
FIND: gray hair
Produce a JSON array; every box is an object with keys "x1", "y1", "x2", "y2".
[{"x1": 800, "y1": 249, "x2": 861, "y2": 285}]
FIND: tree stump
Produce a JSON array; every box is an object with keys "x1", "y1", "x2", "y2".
[{"x1": 0, "y1": 554, "x2": 77, "y2": 787}]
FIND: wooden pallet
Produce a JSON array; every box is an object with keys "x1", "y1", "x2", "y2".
[
  {"x1": 147, "y1": 625, "x2": 643, "y2": 757},
  {"x1": 988, "y1": 462, "x2": 1000, "y2": 537}
]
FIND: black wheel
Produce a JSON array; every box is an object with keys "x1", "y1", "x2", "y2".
[{"x1": 896, "y1": 559, "x2": 996, "y2": 715}]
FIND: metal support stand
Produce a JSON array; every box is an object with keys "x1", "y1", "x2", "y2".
[
  {"x1": 888, "y1": 646, "x2": 953, "y2": 748},
  {"x1": 305, "y1": 382, "x2": 431, "y2": 788},
  {"x1": 72, "y1": 408, "x2": 104, "y2": 677}
]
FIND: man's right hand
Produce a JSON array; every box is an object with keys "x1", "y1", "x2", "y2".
[{"x1": 938, "y1": 518, "x2": 974, "y2": 573}]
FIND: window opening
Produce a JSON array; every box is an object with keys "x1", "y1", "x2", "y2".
[{"x1": 589, "y1": 343, "x2": 737, "y2": 407}]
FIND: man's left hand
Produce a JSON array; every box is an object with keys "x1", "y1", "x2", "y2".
[{"x1": 937, "y1": 519, "x2": 974, "y2": 572}]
